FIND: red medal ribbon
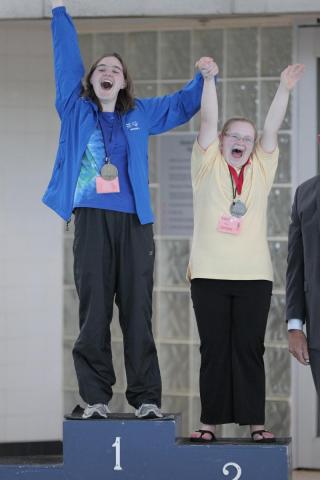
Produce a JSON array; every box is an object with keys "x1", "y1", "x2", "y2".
[{"x1": 228, "y1": 158, "x2": 251, "y2": 196}]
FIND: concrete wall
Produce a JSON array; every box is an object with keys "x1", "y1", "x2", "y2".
[
  {"x1": 0, "y1": 20, "x2": 63, "y2": 441},
  {"x1": 0, "y1": 0, "x2": 320, "y2": 19}
]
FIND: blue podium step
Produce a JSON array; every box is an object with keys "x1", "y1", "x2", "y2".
[{"x1": 0, "y1": 414, "x2": 291, "y2": 480}]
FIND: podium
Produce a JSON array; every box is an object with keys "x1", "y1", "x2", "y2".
[{"x1": 0, "y1": 413, "x2": 291, "y2": 480}]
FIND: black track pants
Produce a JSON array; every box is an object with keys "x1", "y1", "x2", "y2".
[{"x1": 72, "y1": 208, "x2": 161, "y2": 408}]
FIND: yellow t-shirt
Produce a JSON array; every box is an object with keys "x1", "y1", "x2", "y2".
[{"x1": 187, "y1": 138, "x2": 279, "y2": 281}]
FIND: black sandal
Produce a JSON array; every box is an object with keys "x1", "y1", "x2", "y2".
[
  {"x1": 190, "y1": 429, "x2": 216, "y2": 443},
  {"x1": 251, "y1": 429, "x2": 275, "y2": 443}
]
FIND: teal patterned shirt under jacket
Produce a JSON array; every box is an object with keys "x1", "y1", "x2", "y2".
[{"x1": 73, "y1": 112, "x2": 136, "y2": 213}]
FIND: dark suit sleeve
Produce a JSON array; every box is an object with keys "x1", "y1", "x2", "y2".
[{"x1": 286, "y1": 187, "x2": 306, "y2": 323}]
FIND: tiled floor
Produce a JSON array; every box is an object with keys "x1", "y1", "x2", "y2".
[{"x1": 293, "y1": 471, "x2": 320, "y2": 479}]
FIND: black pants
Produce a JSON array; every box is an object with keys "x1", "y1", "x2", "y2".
[
  {"x1": 191, "y1": 279, "x2": 272, "y2": 425},
  {"x1": 72, "y1": 208, "x2": 161, "y2": 408}
]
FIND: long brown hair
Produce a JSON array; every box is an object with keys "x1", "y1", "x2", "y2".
[
  {"x1": 220, "y1": 117, "x2": 258, "y2": 144},
  {"x1": 82, "y1": 52, "x2": 135, "y2": 113}
]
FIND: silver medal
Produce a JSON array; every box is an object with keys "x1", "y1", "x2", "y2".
[
  {"x1": 230, "y1": 200, "x2": 247, "y2": 218},
  {"x1": 101, "y1": 162, "x2": 118, "y2": 181}
]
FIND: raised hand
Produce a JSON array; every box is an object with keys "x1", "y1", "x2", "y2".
[
  {"x1": 261, "y1": 63, "x2": 305, "y2": 152},
  {"x1": 195, "y1": 57, "x2": 219, "y2": 80},
  {"x1": 196, "y1": 57, "x2": 219, "y2": 149},
  {"x1": 280, "y1": 64, "x2": 305, "y2": 91}
]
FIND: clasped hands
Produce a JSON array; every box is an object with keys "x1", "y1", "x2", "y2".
[{"x1": 195, "y1": 57, "x2": 219, "y2": 80}]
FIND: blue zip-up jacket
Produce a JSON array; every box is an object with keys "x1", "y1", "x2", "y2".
[{"x1": 42, "y1": 7, "x2": 204, "y2": 224}]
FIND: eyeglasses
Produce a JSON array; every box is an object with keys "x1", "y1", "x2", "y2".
[{"x1": 224, "y1": 133, "x2": 255, "y2": 146}]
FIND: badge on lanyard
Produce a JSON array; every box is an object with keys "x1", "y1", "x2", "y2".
[
  {"x1": 217, "y1": 214, "x2": 242, "y2": 235},
  {"x1": 96, "y1": 175, "x2": 120, "y2": 193}
]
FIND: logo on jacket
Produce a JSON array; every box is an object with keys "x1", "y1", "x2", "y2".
[{"x1": 125, "y1": 121, "x2": 140, "y2": 131}]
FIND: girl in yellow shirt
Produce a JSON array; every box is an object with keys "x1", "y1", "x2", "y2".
[{"x1": 189, "y1": 58, "x2": 304, "y2": 443}]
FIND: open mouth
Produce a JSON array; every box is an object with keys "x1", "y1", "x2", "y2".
[
  {"x1": 231, "y1": 147, "x2": 245, "y2": 159},
  {"x1": 100, "y1": 80, "x2": 113, "y2": 90}
]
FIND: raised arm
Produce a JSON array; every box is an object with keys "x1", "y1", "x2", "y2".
[
  {"x1": 140, "y1": 57, "x2": 219, "y2": 135},
  {"x1": 140, "y1": 76, "x2": 202, "y2": 134},
  {"x1": 196, "y1": 57, "x2": 219, "y2": 150},
  {"x1": 260, "y1": 64, "x2": 304, "y2": 153},
  {"x1": 51, "y1": 1, "x2": 85, "y2": 117}
]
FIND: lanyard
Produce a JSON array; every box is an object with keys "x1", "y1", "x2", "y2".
[
  {"x1": 228, "y1": 158, "x2": 251, "y2": 198},
  {"x1": 98, "y1": 112, "x2": 121, "y2": 163}
]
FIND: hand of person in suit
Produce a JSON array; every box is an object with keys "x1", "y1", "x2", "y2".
[{"x1": 288, "y1": 329, "x2": 310, "y2": 366}]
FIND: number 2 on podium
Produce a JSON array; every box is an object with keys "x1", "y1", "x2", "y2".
[
  {"x1": 112, "y1": 437, "x2": 122, "y2": 471},
  {"x1": 223, "y1": 462, "x2": 242, "y2": 480},
  {"x1": 111, "y1": 437, "x2": 242, "y2": 478}
]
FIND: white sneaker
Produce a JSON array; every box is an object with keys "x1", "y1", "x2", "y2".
[
  {"x1": 82, "y1": 403, "x2": 110, "y2": 419},
  {"x1": 135, "y1": 403, "x2": 163, "y2": 419}
]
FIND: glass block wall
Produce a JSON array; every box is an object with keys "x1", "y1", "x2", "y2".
[{"x1": 63, "y1": 24, "x2": 292, "y2": 437}]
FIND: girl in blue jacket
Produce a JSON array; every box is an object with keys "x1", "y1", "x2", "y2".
[{"x1": 45, "y1": 0, "x2": 204, "y2": 419}]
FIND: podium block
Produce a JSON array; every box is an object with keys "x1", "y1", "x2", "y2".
[{"x1": 0, "y1": 414, "x2": 291, "y2": 480}]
